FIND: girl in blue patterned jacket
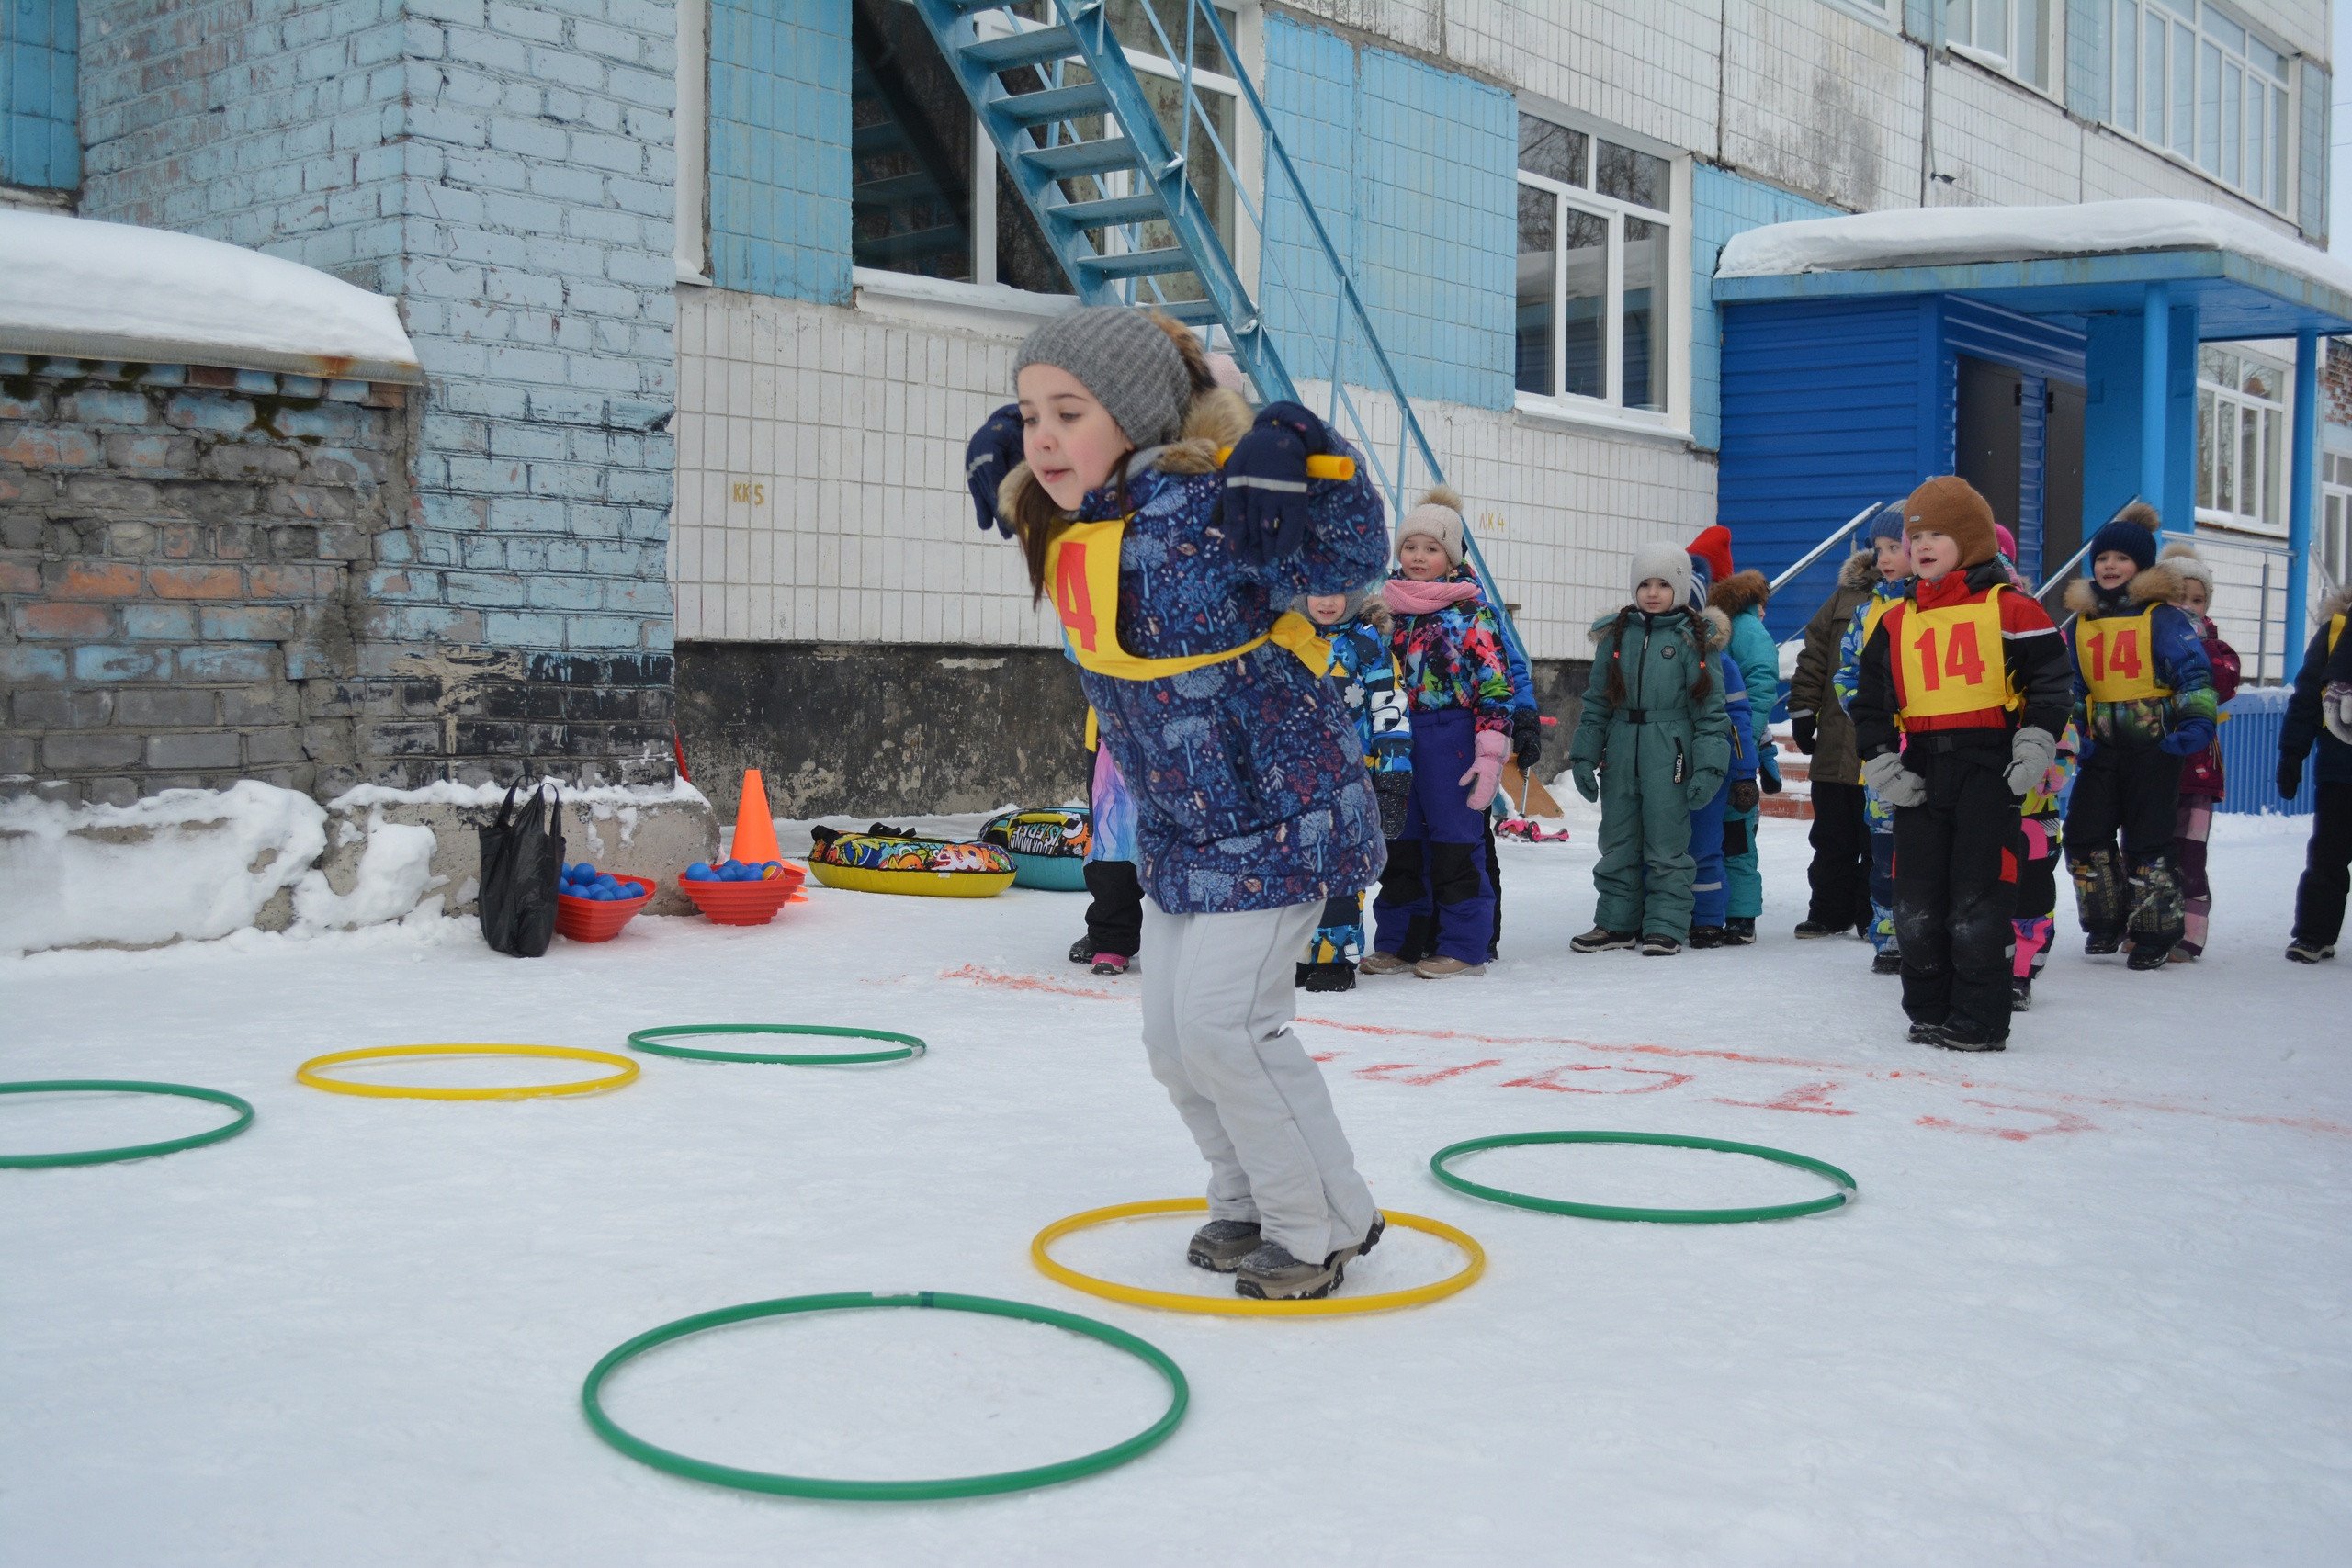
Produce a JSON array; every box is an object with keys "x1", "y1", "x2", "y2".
[
  {"x1": 964, "y1": 307, "x2": 1388, "y2": 1302},
  {"x1": 1297, "y1": 586, "x2": 1412, "y2": 992}
]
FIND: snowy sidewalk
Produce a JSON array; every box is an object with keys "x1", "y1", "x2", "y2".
[{"x1": 5, "y1": 812, "x2": 2347, "y2": 1564}]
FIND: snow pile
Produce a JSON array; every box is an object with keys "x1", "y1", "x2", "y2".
[
  {"x1": 0, "y1": 210, "x2": 419, "y2": 379},
  {"x1": 1717, "y1": 197, "x2": 2352, "y2": 302},
  {"x1": 328, "y1": 774, "x2": 707, "y2": 853},
  {"x1": 0, "y1": 782, "x2": 327, "y2": 956},
  {"x1": 290, "y1": 811, "x2": 442, "y2": 934}
]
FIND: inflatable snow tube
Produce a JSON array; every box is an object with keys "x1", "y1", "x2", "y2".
[
  {"x1": 807, "y1": 824, "x2": 1016, "y2": 898},
  {"x1": 979, "y1": 807, "x2": 1092, "y2": 891}
]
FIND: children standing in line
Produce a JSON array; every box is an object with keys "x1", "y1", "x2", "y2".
[
  {"x1": 1568, "y1": 545, "x2": 1734, "y2": 957},
  {"x1": 2062, "y1": 504, "x2": 2217, "y2": 969},
  {"x1": 1851, "y1": 477, "x2": 2072, "y2": 1051},
  {"x1": 1299, "y1": 586, "x2": 1413, "y2": 991},
  {"x1": 1689, "y1": 604, "x2": 1760, "y2": 948},
  {"x1": 969, "y1": 305, "x2": 1387, "y2": 1300},
  {"x1": 1365, "y1": 489, "x2": 1516, "y2": 980},
  {"x1": 1788, "y1": 503, "x2": 1900, "y2": 940},
  {"x1": 2158, "y1": 542, "x2": 2241, "y2": 961},
  {"x1": 1710, "y1": 561, "x2": 1781, "y2": 944},
  {"x1": 2278, "y1": 586, "x2": 2352, "y2": 962},
  {"x1": 1835, "y1": 503, "x2": 1915, "y2": 974}
]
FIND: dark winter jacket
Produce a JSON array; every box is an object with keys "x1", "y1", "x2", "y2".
[
  {"x1": 1852, "y1": 559, "x2": 2074, "y2": 763},
  {"x1": 1711, "y1": 570, "x2": 1779, "y2": 784},
  {"x1": 2281, "y1": 587, "x2": 2352, "y2": 787},
  {"x1": 2062, "y1": 564, "x2": 2218, "y2": 752},
  {"x1": 1789, "y1": 553, "x2": 1878, "y2": 788},
  {"x1": 1018, "y1": 389, "x2": 1389, "y2": 915},
  {"x1": 1388, "y1": 571, "x2": 1516, "y2": 736},
  {"x1": 2179, "y1": 615, "x2": 2242, "y2": 800}
]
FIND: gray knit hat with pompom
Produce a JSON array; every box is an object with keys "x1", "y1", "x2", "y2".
[{"x1": 1013, "y1": 307, "x2": 1193, "y2": 450}]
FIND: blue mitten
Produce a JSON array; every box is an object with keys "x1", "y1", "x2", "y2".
[
  {"x1": 1222, "y1": 400, "x2": 1328, "y2": 564},
  {"x1": 965, "y1": 402, "x2": 1025, "y2": 536}
]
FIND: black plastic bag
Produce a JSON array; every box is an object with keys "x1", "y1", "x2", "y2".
[{"x1": 478, "y1": 783, "x2": 562, "y2": 957}]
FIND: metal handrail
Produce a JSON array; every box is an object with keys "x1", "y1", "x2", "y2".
[{"x1": 1768, "y1": 502, "x2": 1882, "y2": 595}]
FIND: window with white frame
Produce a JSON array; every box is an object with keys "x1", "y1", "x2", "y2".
[
  {"x1": 2109, "y1": 1, "x2": 2293, "y2": 211},
  {"x1": 850, "y1": 0, "x2": 1244, "y2": 296},
  {"x1": 2196, "y1": 344, "x2": 2288, "y2": 530},
  {"x1": 1514, "y1": 112, "x2": 1676, "y2": 419},
  {"x1": 2321, "y1": 452, "x2": 2352, "y2": 591},
  {"x1": 1942, "y1": 0, "x2": 2057, "y2": 92}
]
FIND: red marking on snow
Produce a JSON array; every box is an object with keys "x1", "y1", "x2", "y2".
[
  {"x1": 1499, "y1": 1064, "x2": 1693, "y2": 1095},
  {"x1": 1308, "y1": 1052, "x2": 1340, "y2": 1063},
  {"x1": 1354, "y1": 1058, "x2": 1504, "y2": 1086},
  {"x1": 1711, "y1": 1081, "x2": 1858, "y2": 1117},
  {"x1": 939, "y1": 964, "x2": 1128, "y2": 1002},
  {"x1": 1915, "y1": 1100, "x2": 2096, "y2": 1142}
]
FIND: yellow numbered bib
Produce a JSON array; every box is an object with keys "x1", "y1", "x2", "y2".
[
  {"x1": 1894, "y1": 587, "x2": 2013, "y2": 720},
  {"x1": 1046, "y1": 515, "x2": 1330, "y2": 682},
  {"x1": 2329, "y1": 613, "x2": 2345, "y2": 657},
  {"x1": 2075, "y1": 606, "x2": 2169, "y2": 702}
]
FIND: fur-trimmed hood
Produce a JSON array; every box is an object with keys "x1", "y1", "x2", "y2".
[
  {"x1": 2064, "y1": 561, "x2": 2184, "y2": 616},
  {"x1": 995, "y1": 385, "x2": 1254, "y2": 521},
  {"x1": 1589, "y1": 604, "x2": 1729, "y2": 651},
  {"x1": 1838, "y1": 552, "x2": 1883, "y2": 593},
  {"x1": 2323, "y1": 584, "x2": 2352, "y2": 622},
  {"x1": 1708, "y1": 568, "x2": 1771, "y2": 617}
]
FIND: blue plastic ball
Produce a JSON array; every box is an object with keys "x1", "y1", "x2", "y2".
[{"x1": 686, "y1": 862, "x2": 713, "y2": 881}]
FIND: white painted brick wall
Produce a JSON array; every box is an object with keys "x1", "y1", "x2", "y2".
[
  {"x1": 1926, "y1": 58, "x2": 2082, "y2": 208},
  {"x1": 1722, "y1": 0, "x2": 1923, "y2": 212}
]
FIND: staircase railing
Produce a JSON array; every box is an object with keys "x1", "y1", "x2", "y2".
[
  {"x1": 920, "y1": 0, "x2": 1529, "y2": 669},
  {"x1": 1767, "y1": 503, "x2": 1881, "y2": 596}
]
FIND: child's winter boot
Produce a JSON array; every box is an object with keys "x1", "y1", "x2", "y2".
[
  {"x1": 1690, "y1": 925, "x2": 1727, "y2": 949},
  {"x1": 2072, "y1": 849, "x2": 2125, "y2": 953},
  {"x1": 1233, "y1": 1216, "x2": 1384, "y2": 1301},
  {"x1": 1640, "y1": 933, "x2": 1682, "y2": 957},
  {"x1": 1297, "y1": 959, "x2": 1357, "y2": 992},
  {"x1": 1724, "y1": 917, "x2": 1757, "y2": 944},
  {"x1": 1571, "y1": 926, "x2": 1638, "y2": 953},
  {"x1": 1359, "y1": 951, "x2": 1414, "y2": 976},
  {"x1": 1414, "y1": 956, "x2": 1485, "y2": 979},
  {"x1": 2124, "y1": 855, "x2": 2184, "y2": 971},
  {"x1": 1187, "y1": 1219, "x2": 1261, "y2": 1273}
]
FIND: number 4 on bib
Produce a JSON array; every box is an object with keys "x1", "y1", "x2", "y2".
[{"x1": 1054, "y1": 541, "x2": 1099, "y2": 653}]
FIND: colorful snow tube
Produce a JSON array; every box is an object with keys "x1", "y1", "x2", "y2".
[
  {"x1": 806, "y1": 824, "x2": 1015, "y2": 898},
  {"x1": 979, "y1": 807, "x2": 1092, "y2": 892}
]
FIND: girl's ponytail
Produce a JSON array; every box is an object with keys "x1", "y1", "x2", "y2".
[
  {"x1": 1684, "y1": 607, "x2": 1713, "y2": 702},
  {"x1": 1601, "y1": 606, "x2": 1636, "y2": 709}
]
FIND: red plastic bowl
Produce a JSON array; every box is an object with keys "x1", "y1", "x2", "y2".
[
  {"x1": 555, "y1": 875, "x2": 656, "y2": 943},
  {"x1": 677, "y1": 865, "x2": 804, "y2": 926}
]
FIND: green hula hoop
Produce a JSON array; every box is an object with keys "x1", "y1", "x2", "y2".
[
  {"x1": 581, "y1": 1290, "x2": 1188, "y2": 1501},
  {"x1": 1429, "y1": 1131, "x2": 1857, "y2": 1224},
  {"x1": 0, "y1": 1079, "x2": 256, "y2": 1168},
  {"x1": 626, "y1": 1024, "x2": 927, "y2": 1066}
]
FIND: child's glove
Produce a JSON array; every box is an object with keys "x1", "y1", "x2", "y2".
[
  {"x1": 1863, "y1": 750, "x2": 1927, "y2": 808},
  {"x1": 2325, "y1": 681, "x2": 2352, "y2": 746},
  {"x1": 2278, "y1": 754, "x2": 2305, "y2": 800},
  {"x1": 1222, "y1": 401, "x2": 1329, "y2": 564},
  {"x1": 1459, "y1": 728, "x2": 1509, "y2": 812},
  {"x1": 965, "y1": 403, "x2": 1025, "y2": 536},
  {"x1": 1374, "y1": 771, "x2": 1413, "y2": 840},
  {"x1": 1729, "y1": 778, "x2": 1760, "y2": 814},
  {"x1": 1759, "y1": 750, "x2": 1782, "y2": 795},
  {"x1": 1791, "y1": 713, "x2": 1817, "y2": 754},
  {"x1": 1512, "y1": 710, "x2": 1544, "y2": 768},
  {"x1": 2156, "y1": 725, "x2": 2210, "y2": 758},
  {"x1": 1571, "y1": 760, "x2": 1600, "y2": 802},
  {"x1": 2005, "y1": 726, "x2": 2058, "y2": 795}
]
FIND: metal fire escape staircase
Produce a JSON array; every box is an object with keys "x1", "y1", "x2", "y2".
[{"x1": 909, "y1": 0, "x2": 1530, "y2": 668}]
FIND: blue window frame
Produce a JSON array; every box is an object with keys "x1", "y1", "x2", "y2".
[{"x1": 2, "y1": 0, "x2": 77, "y2": 192}]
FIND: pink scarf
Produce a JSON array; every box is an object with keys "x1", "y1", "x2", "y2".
[{"x1": 1383, "y1": 578, "x2": 1483, "y2": 615}]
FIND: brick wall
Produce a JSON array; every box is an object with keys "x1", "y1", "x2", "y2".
[
  {"x1": 0, "y1": 355, "x2": 403, "y2": 805},
  {"x1": 76, "y1": 0, "x2": 683, "y2": 790}
]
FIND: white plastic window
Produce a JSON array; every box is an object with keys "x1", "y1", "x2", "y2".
[
  {"x1": 2196, "y1": 344, "x2": 2289, "y2": 532},
  {"x1": 1513, "y1": 112, "x2": 1677, "y2": 421},
  {"x1": 1942, "y1": 0, "x2": 2057, "y2": 92},
  {"x1": 2108, "y1": 0, "x2": 2292, "y2": 211}
]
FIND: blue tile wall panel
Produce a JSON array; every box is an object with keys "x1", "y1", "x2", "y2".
[
  {"x1": 2, "y1": 0, "x2": 77, "y2": 191},
  {"x1": 708, "y1": 0, "x2": 851, "y2": 303},
  {"x1": 1718, "y1": 295, "x2": 1937, "y2": 641},
  {"x1": 1692, "y1": 164, "x2": 1841, "y2": 452},
  {"x1": 1261, "y1": 16, "x2": 1511, "y2": 412}
]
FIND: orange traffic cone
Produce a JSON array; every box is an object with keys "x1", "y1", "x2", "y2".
[{"x1": 729, "y1": 769, "x2": 784, "y2": 866}]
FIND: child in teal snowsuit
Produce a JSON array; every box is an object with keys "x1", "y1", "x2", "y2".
[
  {"x1": 1690, "y1": 617, "x2": 1759, "y2": 943},
  {"x1": 1710, "y1": 566, "x2": 1780, "y2": 942},
  {"x1": 1569, "y1": 545, "x2": 1735, "y2": 956},
  {"x1": 1298, "y1": 587, "x2": 1412, "y2": 991}
]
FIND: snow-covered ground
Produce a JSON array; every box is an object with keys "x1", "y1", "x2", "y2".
[{"x1": 5, "y1": 807, "x2": 2347, "y2": 1565}]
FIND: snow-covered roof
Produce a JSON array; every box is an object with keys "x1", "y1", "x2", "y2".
[
  {"x1": 0, "y1": 211, "x2": 420, "y2": 383},
  {"x1": 1716, "y1": 197, "x2": 2352, "y2": 305}
]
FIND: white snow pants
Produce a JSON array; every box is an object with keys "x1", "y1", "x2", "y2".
[{"x1": 1138, "y1": 897, "x2": 1380, "y2": 1265}]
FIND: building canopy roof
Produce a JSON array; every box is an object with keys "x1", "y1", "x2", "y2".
[{"x1": 1713, "y1": 198, "x2": 2352, "y2": 342}]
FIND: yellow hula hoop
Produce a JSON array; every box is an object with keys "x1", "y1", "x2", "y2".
[
  {"x1": 295, "y1": 1043, "x2": 640, "y2": 1101},
  {"x1": 1030, "y1": 1197, "x2": 1484, "y2": 1318}
]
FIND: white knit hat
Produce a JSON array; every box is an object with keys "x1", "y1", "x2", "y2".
[
  {"x1": 1396, "y1": 485, "x2": 1466, "y2": 567},
  {"x1": 2162, "y1": 539, "x2": 2214, "y2": 600},
  {"x1": 1632, "y1": 541, "x2": 1692, "y2": 605}
]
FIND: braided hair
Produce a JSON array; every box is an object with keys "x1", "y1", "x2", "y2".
[{"x1": 1601, "y1": 605, "x2": 1714, "y2": 710}]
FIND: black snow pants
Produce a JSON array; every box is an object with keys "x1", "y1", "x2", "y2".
[
  {"x1": 1893, "y1": 737, "x2": 2022, "y2": 1042},
  {"x1": 1082, "y1": 859, "x2": 1144, "y2": 959},
  {"x1": 2296, "y1": 782, "x2": 2352, "y2": 948},
  {"x1": 1806, "y1": 779, "x2": 1871, "y2": 932}
]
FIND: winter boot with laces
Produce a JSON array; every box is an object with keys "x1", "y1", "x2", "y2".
[
  {"x1": 1233, "y1": 1216, "x2": 1385, "y2": 1301},
  {"x1": 1571, "y1": 926, "x2": 1638, "y2": 953},
  {"x1": 1186, "y1": 1219, "x2": 1261, "y2": 1273}
]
